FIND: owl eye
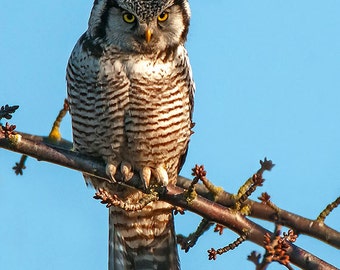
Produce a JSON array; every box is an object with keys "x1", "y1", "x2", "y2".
[
  {"x1": 123, "y1": 13, "x2": 136, "y2": 23},
  {"x1": 157, "y1": 12, "x2": 169, "y2": 22}
]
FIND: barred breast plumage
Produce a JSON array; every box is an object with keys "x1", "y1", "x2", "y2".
[{"x1": 66, "y1": 1, "x2": 194, "y2": 269}]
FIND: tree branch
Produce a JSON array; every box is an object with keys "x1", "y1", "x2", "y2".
[
  {"x1": 0, "y1": 131, "x2": 339, "y2": 269},
  {"x1": 177, "y1": 176, "x2": 340, "y2": 249}
]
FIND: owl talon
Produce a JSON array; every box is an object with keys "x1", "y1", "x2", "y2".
[
  {"x1": 121, "y1": 161, "x2": 134, "y2": 181},
  {"x1": 106, "y1": 163, "x2": 117, "y2": 182},
  {"x1": 106, "y1": 157, "x2": 118, "y2": 183},
  {"x1": 141, "y1": 167, "x2": 152, "y2": 188},
  {"x1": 154, "y1": 166, "x2": 169, "y2": 186}
]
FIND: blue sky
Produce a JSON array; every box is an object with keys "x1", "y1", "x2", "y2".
[{"x1": 1, "y1": 1, "x2": 339, "y2": 269}]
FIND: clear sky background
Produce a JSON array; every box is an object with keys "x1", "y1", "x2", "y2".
[{"x1": 1, "y1": 1, "x2": 339, "y2": 269}]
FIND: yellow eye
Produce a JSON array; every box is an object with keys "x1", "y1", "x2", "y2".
[
  {"x1": 123, "y1": 13, "x2": 136, "y2": 23},
  {"x1": 157, "y1": 12, "x2": 169, "y2": 22}
]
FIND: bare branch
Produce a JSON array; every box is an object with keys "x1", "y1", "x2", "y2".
[
  {"x1": 0, "y1": 131, "x2": 339, "y2": 269},
  {"x1": 177, "y1": 176, "x2": 340, "y2": 249},
  {"x1": 317, "y1": 196, "x2": 340, "y2": 223}
]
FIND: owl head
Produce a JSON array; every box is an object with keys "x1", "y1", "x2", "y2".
[{"x1": 87, "y1": 0, "x2": 191, "y2": 54}]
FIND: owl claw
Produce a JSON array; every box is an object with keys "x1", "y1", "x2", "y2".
[
  {"x1": 120, "y1": 161, "x2": 134, "y2": 182},
  {"x1": 154, "y1": 165, "x2": 169, "y2": 186},
  {"x1": 141, "y1": 167, "x2": 152, "y2": 188},
  {"x1": 106, "y1": 163, "x2": 117, "y2": 183},
  {"x1": 140, "y1": 166, "x2": 168, "y2": 188}
]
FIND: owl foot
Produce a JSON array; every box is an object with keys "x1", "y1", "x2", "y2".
[
  {"x1": 106, "y1": 162, "x2": 117, "y2": 183},
  {"x1": 120, "y1": 161, "x2": 134, "y2": 181},
  {"x1": 140, "y1": 165, "x2": 169, "y2": 188},
  {"x1": 140, "y1": 167, "x2": 152, "y2": 188},
  {"x1": 154, "y1": 165, "x2": 169, "y2": 186},
  {"x1": 106, "y1": 158, "x2": 135, "y2": 183}
]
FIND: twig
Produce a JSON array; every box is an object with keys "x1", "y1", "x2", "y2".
[
  {"x1": 12, "y1": 154, "x2": 28, "y2": 175},
  {"x1": 0, "y1": 122, "x2": 17, "y2": 138},
  {"x1": 48, "y1": 99, "x2": 69, "y2": 142},
  {"x1": 317, "y1": 196, "x2": 340, "y2": 223},
  {"x1": 207, "y1": 233, "x2": 248, "y2": 260},
  {"x1": 0, "y1": 105, "x2": 19, "y2": 120},
  {"x1": 177, "y1": 218, "x2": 213, "y2": 252}
]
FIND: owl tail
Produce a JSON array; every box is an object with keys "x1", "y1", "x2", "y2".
[{"x1": 108, "y1": 206, "x2": 180, "y2": 270}]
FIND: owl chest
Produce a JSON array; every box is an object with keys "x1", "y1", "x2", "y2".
[{"x1": 99, "y1": 58, "x2": 191, "y2": 165}]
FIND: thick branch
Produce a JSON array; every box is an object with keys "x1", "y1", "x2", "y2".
[
  {"x1": 5, "y1": 132, "x2": 340, "y2": 249},
  {"x1": 0, "y1": 132, "x2": 339, "y2": 269}
]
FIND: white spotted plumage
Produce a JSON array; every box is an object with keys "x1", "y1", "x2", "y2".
[{"x1": 67, "y1": 0, "x2": 194, "y2": 269}]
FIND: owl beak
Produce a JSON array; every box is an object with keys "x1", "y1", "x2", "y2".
[{"x1": 145, "y1": 28, "x2": 152, "y2": 43}]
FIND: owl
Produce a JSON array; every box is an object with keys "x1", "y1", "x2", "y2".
[{"x1": 66, "y1": 0, "x2": 194, "y2": 269}]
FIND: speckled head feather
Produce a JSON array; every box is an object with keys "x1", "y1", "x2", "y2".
[{"x1": 115, "y1": 0, "x2": 174, "y2": 21}]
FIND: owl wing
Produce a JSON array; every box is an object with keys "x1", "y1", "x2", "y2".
[
  {"x1": 177, "y1": 49, "x2": 195, "y2": 174},
  {"x1": 67, "y1": 33, "x2": 128, "y2": 163},
  {"x1": 67, "y1": 33, "x2": 103, "y2": 156}
]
